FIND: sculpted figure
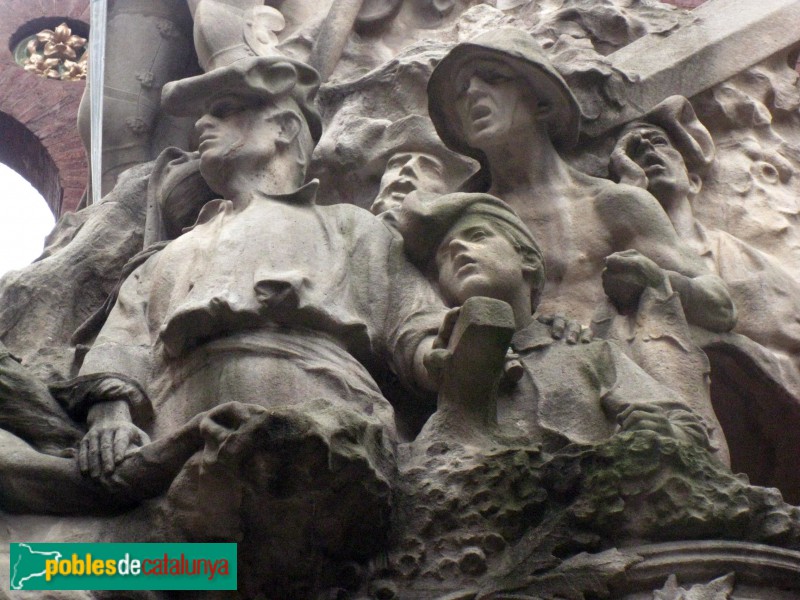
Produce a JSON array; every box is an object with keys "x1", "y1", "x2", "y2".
[
  {"x1": 427, "y1": 28, "x2": 737, "y2": 336},
  {"x1": 611, "y1": 95, "x2": 800, "y2": 372},
  {"x1": 74, "y1": 56, "x2": 446, "y2": 593},
  {"x1": 380, "y1": 194, "x2": 771, "y2": 595},
  {"x1": 369, "y1": 115, "x2": 476, "y2": 217},
  {"x1": 397, "y1": 193, "x2": 718, "y2": 457},
  {"x1": 78, "y1": 0, "x2": 289, "y2": 197}
]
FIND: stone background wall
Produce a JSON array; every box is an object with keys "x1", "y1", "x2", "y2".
[
  {"x1": 0, "y1": 0, "x2": 712, "y2": 218},
  {"x1": 0, "y1": 0, "x2": 88, "y2": 216}
]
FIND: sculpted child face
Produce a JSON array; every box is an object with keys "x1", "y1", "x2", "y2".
[
  {"x1": 453, "y1": 59, "x2": 539, "y2": 151},
  {"x1": 435, "y1": 214, "x2": 526, "y2": 308}
]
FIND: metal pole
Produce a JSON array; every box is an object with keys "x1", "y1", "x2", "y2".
[{"x1": 89, "y1": 0, "x2": 107, "y2": 205}]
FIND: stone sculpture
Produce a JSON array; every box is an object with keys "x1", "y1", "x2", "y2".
[
  {"x1": 72, "y1": 56, "x2": 450, "y2": 595},
  {"x1": 611, "y1": 95, "x2": 800, "y2": 373},
  {"x1": 610, "y1": 94, "x2": 800, "y2": 501},
  {"x1": 369, "y1": 115, "x2": 476, "y2": 217},
  {"x1": 385, "y1": 192, "x2": 800, "y2": 598},
  {"x1": 398, "y1": 193, "x2": 715, "y2": 453},
  {"x1": 427, "y1": 28, "x2": 736, "y2": 335},
  {"x1": 426, "y1": 27, "x2": 734, "y2": 463},
  {"x1": 4, "y1": 1, "x2": 800, "y2": 598}
]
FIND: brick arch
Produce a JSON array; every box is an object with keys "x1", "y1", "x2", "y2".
[
  {"x1": 0, "y1": 0, "x2": 89, "y2": 216},
  {"x1": 0, "y1": 111, "x2": 60, "y2": 214}
]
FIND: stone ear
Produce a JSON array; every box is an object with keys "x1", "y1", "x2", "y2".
[
  {"x1": 271, "y1": 110, "x2": 302, "y2": 148},
  {"x1": 688, "y1": 172, "x2": 703, "y2": 196}
]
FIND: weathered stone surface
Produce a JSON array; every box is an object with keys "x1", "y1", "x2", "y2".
[
  {"x1": 5, "y1": 2, "x2": 800, "y2": 598},
  {"x1": 590, "y1": 0, "x2": 800, "y2": 137}
]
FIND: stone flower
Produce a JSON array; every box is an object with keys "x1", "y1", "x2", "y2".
[
  {"x1": 37, "y1": 23, "x2": 86, "y2": 61},
  {"x1": 63, "y1": 59, "x2": 88, "y2": 81},
  {"x1": 24, "y1": 53, "x2": 61, "y2": 79}
]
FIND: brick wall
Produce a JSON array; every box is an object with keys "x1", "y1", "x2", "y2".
[{"x1": 0, "y1": 0, "x2": 89, "y2": 216}]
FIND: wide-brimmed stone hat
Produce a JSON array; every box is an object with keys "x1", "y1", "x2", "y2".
[
  {"x1": 428, "y1": 28, "x2": 582, "y2": 165},
  {"x1": 620, "y1": 95, "x2": 715, "y2": 176},
  {"x1": 371, "y1": 115, "x2": 478, "y2": 182},
  {"x1": 161, "y1": 56, "x2": 323, "y2": 143}
]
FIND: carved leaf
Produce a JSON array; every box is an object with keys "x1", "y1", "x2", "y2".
[{"x1": 653, "y1": 573, "x2": 735, "y2": 600}]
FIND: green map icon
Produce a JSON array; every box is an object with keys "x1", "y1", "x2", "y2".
[{"x1": 10, "y1": 543, "x2": 63, "y2": 590}]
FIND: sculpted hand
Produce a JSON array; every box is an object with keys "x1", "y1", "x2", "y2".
[
  {"x1": 79, "y1": 403, "x2": 150, "y2": 480},
  {"x1": 602, "y1": 250, "x2": 667, "y2": 312},
  {"x1": 610, "y1": 131, "x2": 649, "y2": 189},
  {"x1": 617, "y1": 404, "x2": 676, "y2": 439},
  {"x1": 199, "y1": 401, "x2": 269, "y2": 466},
  {"x1": 423, "y1": 307, "x2": 460, "y2": 384},
  {"x1": 537, "y1": 314, "x2": 593, "y2": 344}
]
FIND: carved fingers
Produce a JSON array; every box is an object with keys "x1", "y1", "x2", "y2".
[
  {"x1": 199, "y1": 401, "x2": 268, "y2": 466},
  {"x1": 602, "y1": 250, "x2": 666, "y2": 311},
  {"x1": 537, "y1": 314, "x2": 593, "y2": 344},
  {"x1": 79, "y1": 421, "x2": 150, "y2": 479},
  {"x1": 617, "y1": 404, "x2": 675, "y2": 438},
  {"x1": 610, "y1": 131, "x2": 649, "y2": 189},
  {"x1": 423, "y1": 307, "x2": 461, "y2": 385}
]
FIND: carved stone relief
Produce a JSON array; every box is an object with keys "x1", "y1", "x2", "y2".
[{"x1": 2, "y1": 0, "x2": 800, "y2": 598}]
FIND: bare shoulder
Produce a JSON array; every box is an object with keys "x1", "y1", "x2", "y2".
[{"x1": 590, "y1": 179, "x2": 671, "y2": 237}]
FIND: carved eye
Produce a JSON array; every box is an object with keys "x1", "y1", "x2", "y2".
[
  {"x1": 468, "y1": 228, "x2": 488, "y2": 241},
  {"x1": 455, "y1": 77, "x2": 471, "y2": 98},
  {"x1": 418, "y1": 155, "x2": 444, "y2": 176},
  {"x1": 755, "y1": 161, "x2": 780, "y2": 183},
  {"x1": 209, "y1": 99, "x2": 244, "y2": 119},
  {"x1": 386, "y1": 156, "x2": 406, "y2": 171},
  {"x1": 481, "y1": 70, "x2": 511, "y2": 85},
  {"x1": 651, "y1": 136, "x2": 669, "y2": 147}
]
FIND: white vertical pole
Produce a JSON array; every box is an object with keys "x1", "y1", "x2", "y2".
[{"x1": 88, "y1": 0, "x2": 107, "y2": 205}]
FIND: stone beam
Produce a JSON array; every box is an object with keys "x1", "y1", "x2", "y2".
[{"x1": 584, "y1": 0, "x2": 800, "y2": 137}]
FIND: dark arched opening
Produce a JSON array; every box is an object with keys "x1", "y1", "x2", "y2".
[{"x1": 0, "y1": 112, "x2": 59, "y2": 216}]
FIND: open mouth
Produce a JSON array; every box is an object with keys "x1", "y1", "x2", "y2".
[
  {"x1": 386, "y1": 178, "x2": 417, "y2": 195},
  {"x1": 198, "y1": 134, "x2": 217, "y2": 148},
  {"x1": 644, "y1": 162, "x2": 666, "y2": 176},
  {"x1": 641, "y1": 155, "x2": 666, "y2": 176},
  {"x1": 453, "y1": 255, "x2": 477, "y2": 273},
  {"x1": 470, "y1": 104, "x2": 491, "y2": 122}
]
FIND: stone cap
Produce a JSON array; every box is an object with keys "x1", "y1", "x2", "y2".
[{"x1": 620, "y1": 95, "x2": 715, "y2": 176}]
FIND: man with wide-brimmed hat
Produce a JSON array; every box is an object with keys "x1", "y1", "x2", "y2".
[
  {"x1": 427, "y1": 28, "x2": 737, "y2": 338},
  {"x1": 368, "y1": 114, "x2": 478, "y2": 216},
  {"x1": 74, "y1": 56, "x2": 448, "y2": 592},
  {"x1": 396, "y1": 191, "x2": 719, "y2": 456}
]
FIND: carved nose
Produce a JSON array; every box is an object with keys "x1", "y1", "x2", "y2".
[
  {"x1": 399, "y1": 161, "x2": 417, "y2": 176},
  {"x1": 195, "y1": 114, "x2": 214, "y2": 133},
  {"x1": 448, "y1": 237, "x2": 470, "y2": 254},
  {"x1": 465, "y1": 75, "x2": 484, "y2": 96}
]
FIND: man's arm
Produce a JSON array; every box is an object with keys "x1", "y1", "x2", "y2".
[
  {"x1": 596, "y1": 184, "x2": 736, "y2": 332},
  {"x1": 77, "y1": 257, "x2": 159, "y2": 479}
]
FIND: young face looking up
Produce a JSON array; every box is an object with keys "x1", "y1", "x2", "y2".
[{"x1": 434, "y1": 214, "x2": 529, "y2": 308}]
